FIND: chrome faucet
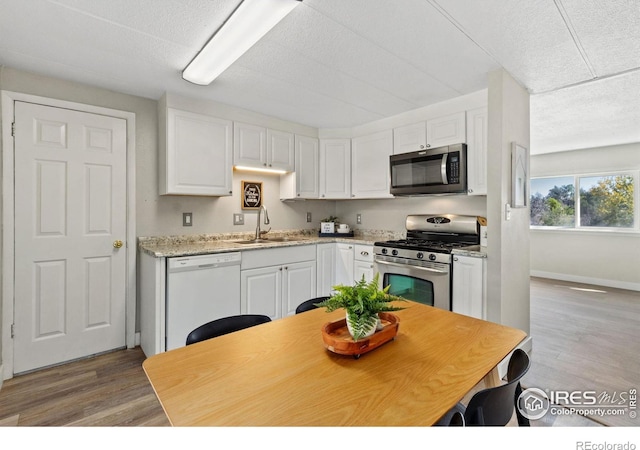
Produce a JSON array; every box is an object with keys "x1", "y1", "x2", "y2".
[{"x1": 255, "y1": 205, "x2": 271, "y2": 240}]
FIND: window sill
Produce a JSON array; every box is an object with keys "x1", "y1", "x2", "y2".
[{"x1": 530, "y1": 227, "x2": 640, "y2": 237}]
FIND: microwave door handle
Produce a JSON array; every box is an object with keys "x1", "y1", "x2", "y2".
[
  {"x1": 375, "y1": 259, "x2": 449, "y2": 275},
  {"x1": 441, "y1": 153, "x2": 449, "y2": 184}
]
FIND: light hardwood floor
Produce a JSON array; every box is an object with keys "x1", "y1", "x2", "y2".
[
  {"x1": 0, "y1": 277, "x2": 637, "y2": 427},
  {"x1": 0, "y1": 347, "x2": 169, "y2": 426},
  {"x1": 522, "y1": 277, "x2": 639, "y2": 427}
]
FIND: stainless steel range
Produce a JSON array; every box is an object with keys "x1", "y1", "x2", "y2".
[{"x1": 374, "y1": 214, "x2": 480, "y2": 310}]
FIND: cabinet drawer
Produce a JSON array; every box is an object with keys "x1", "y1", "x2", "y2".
[
  {"x1": 354, "y1": 245, "x2": 373, "y2": 263},
  {"x1": 241, "y1": 245, "x2": 316, "y2": 270}
]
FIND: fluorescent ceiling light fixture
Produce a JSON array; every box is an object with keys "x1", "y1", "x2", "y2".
[
  {"x1": 234, "y1": 165, "x2": 287, "y2": 175},
  {"x1": 183, "y1": 0, "x2": 302, "y2": 85}
]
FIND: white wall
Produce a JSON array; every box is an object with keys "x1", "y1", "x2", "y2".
[
  {"x1": 530, "y1": 143, "x2": 640, "y2": 290},
  {"x1": 487, "y1": 69, "x2": 531, "y2": 334},
  {"x1": 335, "y1": 196, "x2": 487, "y2": 233}
]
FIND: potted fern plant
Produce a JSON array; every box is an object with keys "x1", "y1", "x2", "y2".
[{"x1": 315, "y1": 273, "x2": 405, "y2": 340}]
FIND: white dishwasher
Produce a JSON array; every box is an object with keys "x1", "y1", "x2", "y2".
[{"x1": 166, "y1": 252, "x2": 241, "y2": 351}]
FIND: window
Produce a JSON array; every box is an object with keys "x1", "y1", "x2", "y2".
[{"x1": 530, "y1": 173, "x2": 636, "y2": 229}]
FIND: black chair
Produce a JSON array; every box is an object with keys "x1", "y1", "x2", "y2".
[
  {"x1": 295, "y1": 296, "x2": 330, "y2": 314},
  {"x1": 435, "y1": 349, "x2": 531, "y2": 426},
  {"x1": 185, "y1": 314, "x2": 271, "y2": 345}
]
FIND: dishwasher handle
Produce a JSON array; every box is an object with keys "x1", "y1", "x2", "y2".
[{"x1": 168, "y1": 252, "x2": 241, "y2": 272}]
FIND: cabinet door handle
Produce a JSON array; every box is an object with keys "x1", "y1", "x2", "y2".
[
  {"x1": 361, "y1": 251, "x2": 369, "y2": 256},
  {"x1": 453, "y1": 257, "x2": 459, "y2": 262}
]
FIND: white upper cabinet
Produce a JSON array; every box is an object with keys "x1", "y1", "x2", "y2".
[
  {"x1": 319, "y1": 138, "x2": 351, "y2": 199},
  {"x1": 279, "y1": 135, "x2": 319, "y2": 200},
  {"x1": 267, "y1": 129, "x2": 295, "y2": 172},
  {"x1": 466, "y1": 107, "x2": 488, "y2": 196},
  {"x1": 426, "y1": 112, "x2": 466, "y2": 149},
  {"x1": 295, "y1": 135, "x2": 319, "y2": 198},
  {"x1": 393, "y1": 121, "x2": 427, "y2": 154},
  {"x1": 393, "y1": 112, "x2": 466, "y2": 154},
  {"x1": 234, "y1": 123, "x2": 294, "y2": 172},
  {"x1": 351, "y1": 130, "x2": 394, "y2": 199},
  {"x1": 233, "y1": 122, "x2": 267, "y2": 168},
  {"x1": 159, "y1": 107, "x2": 233, "y2": 196}
]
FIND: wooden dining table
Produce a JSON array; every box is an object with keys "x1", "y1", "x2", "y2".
[{"x1": 142, "y1": 301, "x2": 526, "y2": 426}]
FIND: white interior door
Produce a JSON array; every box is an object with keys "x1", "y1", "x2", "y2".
[{"x1": 13, "y1": 101, "x2": 127, "y2": 374}]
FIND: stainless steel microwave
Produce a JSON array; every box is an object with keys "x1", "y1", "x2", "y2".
[{"x1": 390, "y1": 143, "x2": 467, "y2": 195}]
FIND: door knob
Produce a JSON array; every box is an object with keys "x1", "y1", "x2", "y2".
[{"x1": 113, "y1": 240, "x2": 124, "y2": 249}]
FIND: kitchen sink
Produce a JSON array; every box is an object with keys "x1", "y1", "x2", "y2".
[
  {"x1": 232, "y1": 237, "x2": 307, "y2": 244},
  {"x1": 267, "y1": 237, "x2": 306, "y2": 242}
]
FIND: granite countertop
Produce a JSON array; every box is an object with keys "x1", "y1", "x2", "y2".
[
  {"x1": 138, "y1": 229, "x2": 404, "y2": 258},
  {"x1": 451, "y1": 245, "x2": 487, "y2": 258}
]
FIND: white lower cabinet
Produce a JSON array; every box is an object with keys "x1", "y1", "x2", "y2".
[
  {"x1": 354, "y1": 244, "x2": 375, "y2": 283},
  {"x1": 316, "y1": 243, "x2": 336, "y2": 297},
  {"x1": 241, "y1": 245, "x2": 317, "y2": 319},
  {"x1": 141, "y1": 243, "x2": 380, "y2": 357},
  {"x1": 317, "y1": 243, "x2": 375, "y2": 296},
  {"x1": 336, "y1": 243, "x2": 355, "y2": 286},
  {"x1": 452, "y1": 254, "x2": 486, "y2": 320}
]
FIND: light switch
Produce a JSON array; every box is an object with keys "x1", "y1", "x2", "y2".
[
  {"x1": 234, "y1": 213, "x2": 244, "y2": 225},
  {"x1": 306, "y1": 212, "x2": 312, "y2": 223},
  {"x1": 183, "y1": 212, "x2": 192, "y2": 227}
]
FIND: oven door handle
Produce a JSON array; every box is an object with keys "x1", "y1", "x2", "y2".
[{"x1": 375, "y1": 259, "x2": 449, "y2": 275}]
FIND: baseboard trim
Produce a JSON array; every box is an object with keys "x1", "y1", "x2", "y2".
[{"x1": 531, "y1": 270, "x2": 640, "y2": 292}]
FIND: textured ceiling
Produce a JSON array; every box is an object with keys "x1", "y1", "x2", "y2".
[{"x1": 0, "y1": 0, "x2": 638, "y2": 154}]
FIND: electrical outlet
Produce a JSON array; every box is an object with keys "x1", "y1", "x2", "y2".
[
  {"x1": 356, "y1": 213, "x2": 362, "y2": 224},
  {"x1": 306, "y1": 212, "x2": 312, "y2": 223},
  {"x1": 183, "y1": 212, "x2": 192, "y2": 227},
  {"x1": 233, "y1": 213, "x2": 244, "y2": 225}
]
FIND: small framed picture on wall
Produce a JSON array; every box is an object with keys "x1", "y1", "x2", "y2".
[
  {"x1": 241, "y1": 181, "x2": 262, "y2": 210},
  {"x1": 511, "y1": 142, "x2": 528, "y2": 208}
]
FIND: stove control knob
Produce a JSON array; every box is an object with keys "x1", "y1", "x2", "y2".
[
  {"x1": 416, "y1": 252, "x2": 424, "y2": 259},
  {"x1": 381, "y1": 248, "x2": 388, "y2": 255},
  {"x1": 391, "y1": 249, "x2": 398, "y2": 256},
  {"x1": 428, "y1": 253, "x2": 437, "y2": 261}
]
